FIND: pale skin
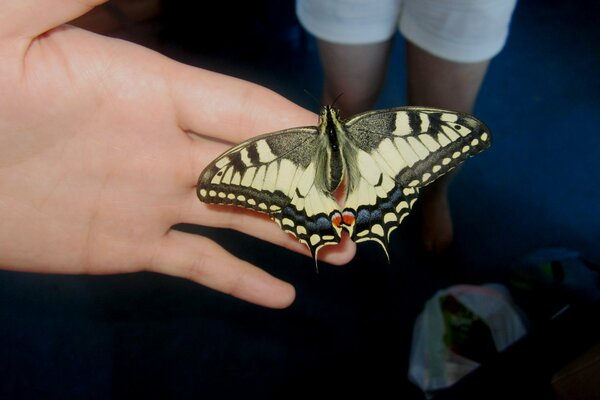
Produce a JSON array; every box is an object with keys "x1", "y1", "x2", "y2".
[
  {"x1": 318, "y1": 39, "x2": 489, "y2": 252},
  {"x1": 0, "y1": 0, "x2": 356, "y2": 309}
]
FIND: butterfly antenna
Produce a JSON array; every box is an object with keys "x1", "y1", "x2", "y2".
[
  {"x1": 331, "y1": 93, "x2": 344, "y2": 108},
  {"x1": 303, "y1": 89, "x2": 322, "y2": 110}
]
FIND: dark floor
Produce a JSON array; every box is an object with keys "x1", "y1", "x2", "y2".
[{"x1": 1, "y1": 0, "x2": 599, "y2": 399}]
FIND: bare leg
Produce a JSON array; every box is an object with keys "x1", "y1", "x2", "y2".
[
  {"x1": 406, "y1": 41, "x2": 490, "y2": 252},
  {"x1": 317, "y1": 39, "x2": 392, "y2": 116},
  {"x1": 318, "y1": 38, "x2": 490, "y2": 252},
  {"x1": 317, "y1": 38, "x2": 393, "y2": 205}
]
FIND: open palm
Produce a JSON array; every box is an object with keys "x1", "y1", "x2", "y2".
[{"x1": 0, "y1": 0, "x2": 354, "y2": 308}]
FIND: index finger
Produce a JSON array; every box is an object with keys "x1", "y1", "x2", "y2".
[{"x1": 166, "y1": 61, "x2": 317, "y2": 142}]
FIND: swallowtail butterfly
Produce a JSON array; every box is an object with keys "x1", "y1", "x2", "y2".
[{"x1": 197, "y1": 106, "x2": 490, "y2": 262}]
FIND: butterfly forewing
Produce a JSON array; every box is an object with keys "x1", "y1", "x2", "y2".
[
  {"x1": 197, "y1": 126, "x2": 343, "y2": 258},
  {"x1": 341, "y1": 107, "x2": 491, "y2": 255}
]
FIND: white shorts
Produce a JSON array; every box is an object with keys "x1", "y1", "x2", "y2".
[{"x1": 296, "y1": 0, "x2": 518, "y2": 63}]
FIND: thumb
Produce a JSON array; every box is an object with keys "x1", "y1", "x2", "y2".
[{"x1": 0, "y1": 0, "x2": 107, "y2": 39}]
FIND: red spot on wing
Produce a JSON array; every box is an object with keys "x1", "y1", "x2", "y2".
[
  {"x1": 342, "y1": 211, "x2": 355, "y2": 226},
  {"x1": 332, "y1": 210, "x2": 355, "y2": 232},
  {"x1": 331, "y1": 212, "x2": 342, "y2": 228}
]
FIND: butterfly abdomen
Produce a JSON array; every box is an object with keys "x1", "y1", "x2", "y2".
[{"x1": 318, "y1": 106, "x2": 346, "y2": 193}]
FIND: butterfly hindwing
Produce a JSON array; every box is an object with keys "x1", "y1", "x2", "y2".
[
  {"x1": 197, "y1": 127, "x2": 342, "y2": 258},
  {"x1": 341, "y1": 107, "x2": 491, "y2": 255}
]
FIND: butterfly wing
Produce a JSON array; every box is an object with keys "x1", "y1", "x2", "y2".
[
  {"x1": 342, "y1": 107, "x2": 491, "y2": 256},
  {"x1": 197, "y1": 127, "x2": 342, "y2": 259}
]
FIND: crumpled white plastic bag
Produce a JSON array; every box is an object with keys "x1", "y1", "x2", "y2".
[{"x1": 408, "y1": 284, "x2": 527, "y2": 396}]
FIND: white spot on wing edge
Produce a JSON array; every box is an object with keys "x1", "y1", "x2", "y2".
[
  {"x1": 393, "y1": 111, "x2": 412, "y2": 136},
  {"x1": 396, "y1": 200, "x2": 409, "y2": 212},
  {"x1": 419, "y1": 112, "x2": 430, "y2": 132},
  {"x1": 215, "y1": 157, "x2": 230, "y2": 169},
  {"x1": 384, "y1": 213, "x2": 397, "y2": 224},
  {"x1": 309, "y1": 234, "x2": 321, "y2": 246},
  {"x1": 240, "y1": 148, "x2": 252, "y2": 166},
  {"x1": 282, "y1": 218, "x2": 294, "y2": 227},
  {"x1": 371, "y1": 224, "x2": 384, "y2": 237},
  {"x1": 256, "y1": 140, "x2": 277, "y2": 163},
  {"x1": 440, "y1": 113, "x2": 458, "y2": 123},
  {"x1": 356, "y1": 230, "x2": 369, "y2": 238}
]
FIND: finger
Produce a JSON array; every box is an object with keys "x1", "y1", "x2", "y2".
[
  {"x1": 166, "y1": 63, "x2": 318, "y2": 143},
  {"x1": 185, "y1": 134, "x2": 233, "y2": 183},
  {"x1": 179, "y1": 195, "x2": 357, "y2": 266},
  {"x1": 317, "y1": 232, "x2": 356, "y2": 264},
  {"x1": 150, "y1": 230, "x2": 296, "y2": 309},
  {"x1": 1, "y1": 0, "x2": 107, "y2": 39}
]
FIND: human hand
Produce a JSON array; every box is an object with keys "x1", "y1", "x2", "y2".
[{"x1": 0, "y1": 0, "x2": 355, "y2": 308}]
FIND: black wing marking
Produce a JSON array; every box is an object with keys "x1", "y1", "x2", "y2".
[
  {"x1": 197, "y1": 127, "x2": 342, "y2": 260},
  {"x1": 342, "y1": 107, "x2": 491, "y2": 256}
]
